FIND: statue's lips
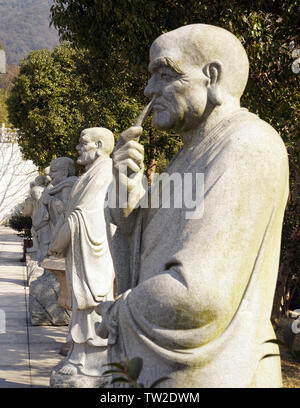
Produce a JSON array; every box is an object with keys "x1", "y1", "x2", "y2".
[{"x1": 153, "y1": 103, "x2": 167, "y2": 112}]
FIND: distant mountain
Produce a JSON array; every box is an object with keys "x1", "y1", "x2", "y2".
[{"x1": 0, "y1": 0, "x2": 59, "y2": 65}]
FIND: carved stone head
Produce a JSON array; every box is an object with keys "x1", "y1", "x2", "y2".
[
  {"x1": 49, "y1": 157, "x2": 75, "y2": 186},
  {"x1": 76, "y1": 127, "x2": 114, "y2": 167},
  {"x1": 144, "y1": 24, "x2": 249, "y2": 132}
]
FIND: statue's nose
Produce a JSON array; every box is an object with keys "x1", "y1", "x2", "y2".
[{"x1": 144, "y1": 77, "x2": 160, "y2": 98}]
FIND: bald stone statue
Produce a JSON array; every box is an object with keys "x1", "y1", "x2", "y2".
[
  {"x1": 46, "y1": 157, "x2": 77, "y2": 240},
  {"x1": 28, "y1": 160, "x2": 77, "y2": 326},
  {"x1": 49, "y1": 128, "x2": 115, "y2": 385},
  {"x1": 96, "y1": 24, "x2": 289, "y2": 388}
]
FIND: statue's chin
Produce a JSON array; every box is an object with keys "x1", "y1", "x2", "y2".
[{"x1": 152, "y1": 117, "x2": 173, "y2": 131}]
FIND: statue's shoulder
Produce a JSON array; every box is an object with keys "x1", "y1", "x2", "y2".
[
  {"x1": 49, "y1": 176, "x2": 78, "y2": 195},
  {"x1": 229, "y1": 111, "x2": 288, "y2": 165}
]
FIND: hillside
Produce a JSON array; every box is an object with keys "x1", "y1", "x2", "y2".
[{"x1": 0, "y1": 0, "x2": 59, "y2": 65}]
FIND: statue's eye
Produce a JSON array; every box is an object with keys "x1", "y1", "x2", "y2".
[{"x1": 160, "y1": 72, "x2": 171, "y2": 80}]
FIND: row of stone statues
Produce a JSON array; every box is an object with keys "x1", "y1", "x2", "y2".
[{"x1": 24, "y1": 24, "x2": 289, "y2": 388}]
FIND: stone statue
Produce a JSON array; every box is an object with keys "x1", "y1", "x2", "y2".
[
  {"x1": 48, "y1": 128, "x2": 115, "y2": 387},
  {"x1": 24, "y1": 169, "x2": 51, "y2": 262},
  {"x1": 29, "y1": 160, "x2": 76, "y2": 326},
  {"x1": 45, "y1": 157, "x2": 77, "y2": 240},
  {"x1": 96, "y1": 24, "x2": 289, "y2": 388}
]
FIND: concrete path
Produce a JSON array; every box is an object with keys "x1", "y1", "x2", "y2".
[{"x1": 0, "y1": 226, "x2": 68, "y2": 388}]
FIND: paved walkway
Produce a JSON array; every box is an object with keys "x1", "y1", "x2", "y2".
[{"x1": 0, "y1": 226, "x2": 68, "y2": 388}]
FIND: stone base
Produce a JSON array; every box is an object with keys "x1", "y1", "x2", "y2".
[
  {"x1": 26, "y1": 255, "x2": 44, "y2": 286},
  {"x1": 50, "y1": 362, "x2": 109, "y2": 388},
  {"x1": 29, "y1": 269, "x2": 71, "y2": 326}
]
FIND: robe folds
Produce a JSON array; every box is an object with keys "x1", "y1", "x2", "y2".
[
  {"x1": 64, "y1": 157, "x2": 115, "y2": 345},
  {"x1": 104, "y1": 109, "x2": 289, "y2": 388},
  {"x1": 47, "y1": 176, "x2": 78, "y2": 238},
  {"x1": 65, "y1": 157, "x2": 114, "y2": 310}
]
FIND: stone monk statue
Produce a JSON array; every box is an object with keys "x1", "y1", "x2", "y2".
[
  {"x1": 48, "y1": 127, "x2": 115, "y2": 385},
  {"x1": 46, "y1": 157, "x2": 77, "y2": 240},
  {"x1": 24, "y1": 169, "x2": 51, "y2": 262},
  {"x1": 96, "y1": 24, "x2": 289, "y2": 388}
]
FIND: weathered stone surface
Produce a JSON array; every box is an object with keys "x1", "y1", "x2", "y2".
[
  {"x1": 26, "y1": 257, "x2": 44, "y2": 287},
  {"x1": 26, "y1": 159, "x2": 77, "y2": 327},
  {"x1": 29, "y1": 269, "x2": 71, "y2": 326},
  {"x1": 41, "y1": 257, "x2": 70, "y2": 310}
]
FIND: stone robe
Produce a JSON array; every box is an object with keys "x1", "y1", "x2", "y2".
[
  {"x1": 47, "y1": 177, "x2": 78, "y2": 239},
  {"x1": 65, "y1": 157, "x2": 115, "y2": 346},
  {"x1": 104, "y1": 109, "x2": 289, "y2": 388},
  {"x1": 30, "y1": 186, "x2": 51, "y2": 262}
]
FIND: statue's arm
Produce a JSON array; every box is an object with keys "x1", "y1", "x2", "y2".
[
  {"x1": 61, "y1": 186, "x2": 72, "y2": 208},
  {"x1": 48, "y1": 221, "x2": 71, "y2": 256}
]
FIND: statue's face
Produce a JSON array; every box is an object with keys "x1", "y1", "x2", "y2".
[
  {"x1": 49, "y1": 163, "x2": 67, "y2": 185},
  {"x1": 76, "y1": 132, "x2": 98, "y2": 166},
  {"x1": 31, "y1": 186, "x2": 43, "y2": 201},
  {"x1": 144, "y1": 42, "x2": 209, "y2": 132}
]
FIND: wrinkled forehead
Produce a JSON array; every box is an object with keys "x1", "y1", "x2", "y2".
[
  {"x1": 149, "y1": 31, "x2": 205, "y2": 73},
  {"x1": 79, "y1": 131, "x2": 92, "y2": 143}
]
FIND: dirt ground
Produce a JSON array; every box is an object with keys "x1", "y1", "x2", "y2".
[{"x1": 275, "y1": 317, "x2": 300, "y2": 388}]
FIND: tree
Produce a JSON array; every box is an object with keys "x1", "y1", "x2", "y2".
[
  {"x1": 7, "y1": 43, "x2": 142, "y2": 170},
  {"x1": 0, "y1": 89, "x2": 10, "y2": 124},
  {"x1": 0, "y1": 65, "x2": 19, "y2": 126},
  {"x1": 50, "y1": 0, "x2": 299, "y2": 321}
]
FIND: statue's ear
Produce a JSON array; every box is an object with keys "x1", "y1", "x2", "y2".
[
  {"x1": 203, "y1": 60, "x2": 223, "y2": 105},
  {"x1": 95, "y1": 140, "x2": 102, "y2": 157}
]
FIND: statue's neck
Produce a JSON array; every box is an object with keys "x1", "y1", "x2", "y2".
[
  {"x1": 181, "y1": 101, "x2": 241, "y2": 149},
  {"x1": 84, "y1": 154, "x2": 109, "y2": 171}
]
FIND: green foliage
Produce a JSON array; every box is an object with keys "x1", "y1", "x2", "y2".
[
  {"x1": 50, "y1": 0, "x2": 299, "y2": 145},
  {"x1": 0, "y1": 0, "x2": 58, "y2": 65},
  {"x1": 103, "y1": 357, "x2": 169, "y2": 388},
  {"x1": 7, "y1": 43, "x2": 141, "y2": 170},
  {"x1": 0, "y1": 89, "x2": 10, "y2": 124},
  {"x1": 0, "y1": 65, "x2": 19, "y2": 126},
  {"x1": 8, "y1": 212, "x2": 32, "y2": 238},
  {"x1": 262, "y1": 337, "x2": 300, "y2": 364}
]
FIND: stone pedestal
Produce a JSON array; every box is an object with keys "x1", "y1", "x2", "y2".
[
  {"x1": 26, "y1": 253, "x2": 44, "y2": 286},
  {"x1": 29, "y1": 267, "x2": 71, "y2": 326},
  {"x1": 41, "y1": 257, "x2": 72, "y2": 353},
  {"x1": 41, "y1": 257, "x2": 71, "y2": 310},
  {"x1": 50, "y1": 360, "x2": 109, "y2": 388}
]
